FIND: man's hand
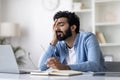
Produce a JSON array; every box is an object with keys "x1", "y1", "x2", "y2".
[
  {"x1": 50, "y1": 19, "x2": 58, "y2": 46},
  {"x1": 45, "y1": 57, "x2": 70, "y2": 70}
]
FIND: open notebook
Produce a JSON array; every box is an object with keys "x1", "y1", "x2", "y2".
[
  {"x1": 0, "y1": 45, "x2": 29, "y2": 74},
  {"x1": 31, "y1": 69, "x2": 83, "y2": 76}
]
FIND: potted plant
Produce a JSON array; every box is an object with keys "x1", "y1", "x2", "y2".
[{"x1": 0, "y1": 38, "x2": 26, "y2": 66}]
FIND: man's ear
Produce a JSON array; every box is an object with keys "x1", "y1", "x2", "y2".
[{"x1": 71, "y1": 25, "x2": 76, "y2": 32}]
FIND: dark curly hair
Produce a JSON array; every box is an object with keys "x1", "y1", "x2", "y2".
[{"x1": 53, "y1": 11, "x2": 80, "y2": 33}]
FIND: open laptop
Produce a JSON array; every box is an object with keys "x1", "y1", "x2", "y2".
[{"x1": 0, "y1": 45, "x2": 30, "y2": 74}]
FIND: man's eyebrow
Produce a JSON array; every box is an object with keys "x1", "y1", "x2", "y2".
[{"x1": 57, "y1": 22, "x2": 64, "y2": 25}]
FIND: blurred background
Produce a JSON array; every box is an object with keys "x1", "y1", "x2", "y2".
[{"x1": 1, "y1": 0, "x2": 120, "y2": 70}]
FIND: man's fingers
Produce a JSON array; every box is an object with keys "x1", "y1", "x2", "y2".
[
  {"x1": 48, "y1": 63, "x2": 58, "y2": 69},
  {"x1": 45, "y1": 57, "x2": 56, "y2": 66},
  {"x1": 46, "y1": 61, "x2": 56, "y2": 68},
  {"x1": 53, "y1": 19, "x2": 58, "y2": 27},
  {"x1": 46, "y1": 57, "x2": 58, "y2": 63},
  {"x1": 45, "y1": 57, "x2": 60, "y2": 68}
]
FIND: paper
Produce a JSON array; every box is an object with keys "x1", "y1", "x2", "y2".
[{"x1": 30, "y1": 69, "x2": 82, "y2": 76}]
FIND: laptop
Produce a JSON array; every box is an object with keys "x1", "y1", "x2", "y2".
[{"x1": 0, "y1": 45, "x2": 30, "y2": 74}]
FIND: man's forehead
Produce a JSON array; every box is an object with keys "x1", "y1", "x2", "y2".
[{"x1": 55, "y1": 17, "x2": 68, "y2": 22}]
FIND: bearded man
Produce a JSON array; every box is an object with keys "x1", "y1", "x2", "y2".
[{"x1": 39, "y1": 11, "x2": 105, "y2": 72}]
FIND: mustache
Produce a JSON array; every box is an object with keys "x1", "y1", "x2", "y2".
[
  {"x1": 56, "y1": 30, "x2": 63, "y2": 33},
  {"x1": 56, "y1": 31, "x2": 63, "y2": 37}
]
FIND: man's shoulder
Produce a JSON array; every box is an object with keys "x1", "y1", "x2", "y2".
[{"x1": 80, "y1": 31, "x2": 95, "y2": 37}]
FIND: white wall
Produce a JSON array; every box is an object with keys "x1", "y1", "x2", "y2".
[
  {"x1": 0, "y1": 0, "x2": 1, "y2": 22},
  {"x1": 1, "y1": 0, "x2": 72, "y2": 69}
]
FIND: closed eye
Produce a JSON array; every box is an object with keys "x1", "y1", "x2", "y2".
[{"x1": 57, "y1": 22, "x2": 64, "y2": 26}]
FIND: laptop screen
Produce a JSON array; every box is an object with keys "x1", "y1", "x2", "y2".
[{"x1": 0, "y1": 45, "x2": 20, "y2": 73}]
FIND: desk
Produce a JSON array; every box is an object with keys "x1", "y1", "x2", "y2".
[{"x1": 0, "y1": 73, "x2": 120, "y2": 80}]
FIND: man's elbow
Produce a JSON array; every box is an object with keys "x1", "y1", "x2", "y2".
[{"x1": 38, "y1": 64, "x2": 48, "y2": 71}]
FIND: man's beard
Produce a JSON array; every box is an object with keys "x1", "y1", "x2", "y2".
[{"x1": 56, "y1": 27, "x2": 72, "y2": 41}]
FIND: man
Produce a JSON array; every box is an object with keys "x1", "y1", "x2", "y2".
[{"x1": 39, "y1": 11, "x2": 105, "y2": 72}]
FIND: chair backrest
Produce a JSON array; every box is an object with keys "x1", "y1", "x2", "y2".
[{"x1": 105, "y1": 62, "x2": 120, "y2": 72}]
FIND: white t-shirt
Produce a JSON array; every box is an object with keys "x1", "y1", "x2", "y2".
[{"x1": 66, "y1": 47, "x2": 76, "y2": 65}]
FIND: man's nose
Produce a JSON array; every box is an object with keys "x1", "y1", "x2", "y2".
[{"x1": 55, "y1": 26, "x2": 59, "y2": 31}]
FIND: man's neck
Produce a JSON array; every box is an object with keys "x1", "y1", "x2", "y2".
[{"x1": 65, "y1": 33, "x2": 77, "y2": 48}]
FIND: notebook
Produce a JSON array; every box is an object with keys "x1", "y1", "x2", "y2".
[
  {"x1": 0, "y1": 45, "x2": 29, "y2": 74},
  {"x1": 30, "y1": 69, "x2": 83, "y2": 76}
]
